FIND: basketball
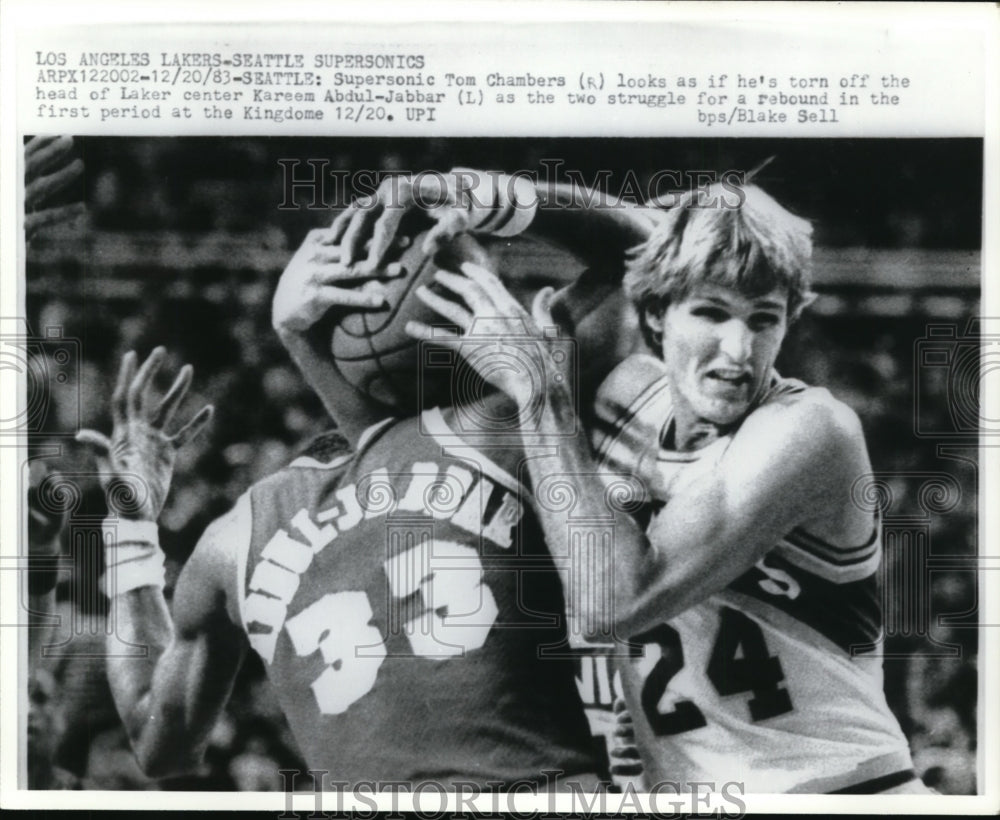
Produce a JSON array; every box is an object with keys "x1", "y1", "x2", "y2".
[{"x1": 330, "y1": 217, "x2": 495, "y2": 414}]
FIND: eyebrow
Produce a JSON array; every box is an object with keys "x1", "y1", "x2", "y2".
[{"x1": 699, "y1": 295, "x2": 786, "y2": 312}]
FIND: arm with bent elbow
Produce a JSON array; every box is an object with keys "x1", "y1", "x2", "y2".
[{"x1": 611, "y1": 396, "x2": 870, "y2": 638}]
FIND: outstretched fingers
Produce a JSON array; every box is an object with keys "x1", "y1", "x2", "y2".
[
  {"x1": 127, "y1": 347, "x2": 166, "y2": 418},
  {"x1": 25, "y1": 159, "x2": 84, "y2": 210},
  {"x1": 530, "y1": 286, "x2": 557, "y2": 328},
  {"x1": 170, "y1": 404, "x2": 215, "y2": 448},
  {"x1": 340, "y1": 197, "x2": 384, "y2": 267},
  {"x1": 414, "y1": 285, "x2": 472, "y2": 330},
  {"x1": 151, "y1": 364, "x2": 192, "y2": 428},
  {"x1": 431, "y1": 269, "x2": 485, "y2": 311},
  {"x1": 111, "y1": 351, "x2": 137, "y2": 426},
  {"x1": 74, "y1": 429, "x2": 112, "y2": 456},
  {"x1": 328, "y1": 207, "x2": 354, "y2": 245},
  {"x1": 321, "y1": 283, "x2": 388, "y2": 310},
  {"x1": 458, "y1": 262, "x2": 521, "y2": 311},
  {"x1": 404, "y1": 320, "x2": 463, "y2": 346},
  {"x1": 24, "y1": 136, "x2": 75, "y2": 181},
  {"x1": 360, "y1": 204, "x2": 407, "y2": 273},
  {"x1": 309, "y1": 243, "x2": 343, "y2": 266}
]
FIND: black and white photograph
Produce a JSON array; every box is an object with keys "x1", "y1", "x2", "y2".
[
  {"x1": 15, "y1": 136, "x2": 985, "y2": 802},
  {"x1": 1, "y1": 2, "x2": 998, "y2": 815}
]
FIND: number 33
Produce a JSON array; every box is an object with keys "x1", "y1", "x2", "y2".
[{"x1": 284, "y1": 539, "x2": 498, "y2": 715}]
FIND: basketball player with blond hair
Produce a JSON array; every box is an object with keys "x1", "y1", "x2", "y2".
[{"x1": 383, "y1": 174, "x2": 927, "y2": 794}]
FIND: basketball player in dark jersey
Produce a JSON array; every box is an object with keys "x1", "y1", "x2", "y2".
[{"x1": 73, "y1": 174, "x2": 651, "y2": 787}]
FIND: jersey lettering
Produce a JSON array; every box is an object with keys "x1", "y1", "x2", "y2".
[
  {"x1": 246, "y1": 464, "x2": 523, "y2": 664},
  {"x1": 241, "y1": 418, "x2": 597, "y2": 783},
  {"x1": 755, "y1": 558, "x2": 801, "y2": 600}
]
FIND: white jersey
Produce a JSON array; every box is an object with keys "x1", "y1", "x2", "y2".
[{"x1": 591, "y1": 355, "x2": 916, "y2": 794}]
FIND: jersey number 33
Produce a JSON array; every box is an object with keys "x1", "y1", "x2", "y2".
[{"x1": 284, "y1": 539, "x2": 499, "y2": 715}]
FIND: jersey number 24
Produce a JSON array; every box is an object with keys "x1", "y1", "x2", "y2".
[{"x1": 635, "y1": 607, "x2": 794, "y2": 735}]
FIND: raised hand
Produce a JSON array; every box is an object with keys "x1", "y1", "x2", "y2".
[
  {"x1": 404, "y1": 260, "x2": 568, "y2": 413},
  {"x1": 332, "y1": 173, "x2": 473, "y2": 273},
  {"x1": 272, "y1": 226, "x2": 401, "y2": 336},
  {"x1": 75, "y1": 349, "x2": 213, "y2": 522}
]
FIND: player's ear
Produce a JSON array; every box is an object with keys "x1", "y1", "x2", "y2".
[
  {"x1": 643, "y1": 304, "x2": 665, "y2": 335},
  {"x1": 639, "y1": 299, "x2": 667, "y2": 354}
]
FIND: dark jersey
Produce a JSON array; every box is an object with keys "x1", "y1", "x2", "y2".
[{"x1": 233, "y1": 410, "x2": 596, "y2": 785}]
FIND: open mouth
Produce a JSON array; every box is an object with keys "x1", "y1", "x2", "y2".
[{"x1": 705, "y1": 369, "x2": 751, "y2": 388}]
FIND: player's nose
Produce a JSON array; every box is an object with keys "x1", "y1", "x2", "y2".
[{"x1": 716, "y1": 319, "x2": 753, "y2": 363}]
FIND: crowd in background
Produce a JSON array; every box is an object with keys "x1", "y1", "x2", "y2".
[{"x1": 24, "y1": 138, "x2": 981, "y2": 793}]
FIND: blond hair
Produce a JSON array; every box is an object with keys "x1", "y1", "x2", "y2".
[{"x1": 625, "y1": 183, "x2": 815, "y2": 347}]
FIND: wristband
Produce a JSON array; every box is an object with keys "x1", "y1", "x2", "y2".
[
  {"x1": 102, "y1": 518, "x2": 165, "y2": 595},
  {"x1": 487, "y1": 173, "x2": 538, "y2": 237},
  {"x1": 450, "y1": 167, "x2": 496, "y2": 231},
  {"x1": 450, "y1": 169, "x2": 538, "y2": 238}
]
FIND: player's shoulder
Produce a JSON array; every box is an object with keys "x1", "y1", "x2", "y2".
[
  {"x1": 181, "y1": 432, "x2": 352, "y2": 628},
  {"x1": 250, "y1": 429, "x2": 354, "y2": 495},
  {"x1": 591, "y1": 354, "x2": 671, "y2": 474},
  {"x1": 287, "y1": 429, "x2": 354, "y2": 470},
  {"x1": 729, "y1": 379, "x2": 870, "y2": 506},
  {"x1": 595, "y1": 354, "x2": 669, "y2": 408},
  {"x1": 751, "y1": 377, "x2": 864, "y2": 450},
  {"x1": 592, "y1": 354, "x2": 670, "y2": 435}
]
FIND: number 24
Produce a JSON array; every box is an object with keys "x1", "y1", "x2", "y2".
[{"x1": 635, "y1": 607, "x2": 794, "y2": 735}]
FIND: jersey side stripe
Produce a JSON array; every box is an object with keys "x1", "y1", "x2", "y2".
[
  {"x1": 781, "y1": 533, "x2": 879, "y2": 566},
  {"x1": 655, "y1": 450, "x2": 700, "y2": 465},
  {"x1": 610, "y1": 375, "x2": 671, "y2": 433},
  {"x1": 357, "y1": 417, "x2": 396, "y2": 450},
  {"x1": 786, "y1": 525, "x2": 879, "y2": 560},
  {"x1": 774, "y1": 540, "x2": 881, "y2": 584},
  {"x1": 788, "y1": 750, "x2": 917, "y2": 793},
  {"x1": 593, "y1": 375, "x2": 671, "y2": 463}
]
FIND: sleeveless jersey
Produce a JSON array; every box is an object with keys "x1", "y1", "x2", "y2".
[
  {"x1": 590, "y1": 355, "x2": 915, "y2": 794},
  {"x1": 234, "y1": 410, "x2": 596, "y2": 786}
]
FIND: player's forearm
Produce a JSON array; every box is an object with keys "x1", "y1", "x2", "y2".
[
  {"x1": 617, "y1": 403, "x2": 857, "y2": 635},
  {"x1": 108, "y1": 586, "x2": 240, "y2": 778},
  {"x1": 105, "y1": 587, "x2": 190, "y2": 773},
  {"x1": 530, "y1": 182, "x2": 656, "y2": 268},
  {"x1": 522, "y1": 385, "x2": 649, "y2": 641},
  {"x1": 429, "y1": 171, "x2": 654, "y2": 268},
  {"x1": 101, "y1": 519, "x2": 210, "y2": 777},
  {"x1": 279, "y1": 324, "x2": 390, "y2": 449}
]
